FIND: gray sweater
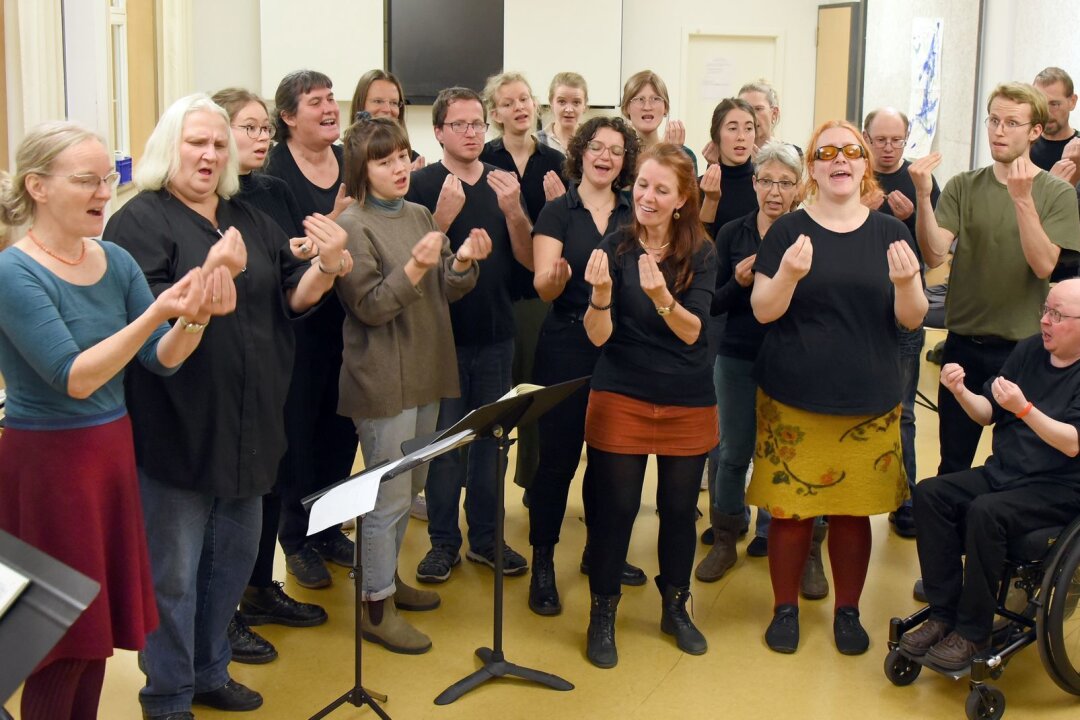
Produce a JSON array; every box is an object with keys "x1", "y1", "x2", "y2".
[{"x1": 335, "y1": 200, "x2": 478, "y2": 419}]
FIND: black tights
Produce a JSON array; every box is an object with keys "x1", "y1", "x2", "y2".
[{"x1": 585, "y1": 447, "x2": 705, "y2": 595}]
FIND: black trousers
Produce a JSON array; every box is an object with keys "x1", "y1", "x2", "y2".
[
  {"x1": 913, "y1": 467, "x2": 1080, "y2": 642},
  {"x1": 586, "y1": 447, "x2": 705, "y2": 596},
  {"x1": 936, "y1": 333, "x2": 1015, "y2": 475},
  {"x1": 528, "y1": 315, "x2": 600, "y2": 547}
]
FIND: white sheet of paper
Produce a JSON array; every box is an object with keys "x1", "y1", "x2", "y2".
[
  {"x1": 0, "y1": 560, "x2": 30, "y2": 620},
  {"x1": 307, "y1": 457, "x2": 404, "y2": 536}
]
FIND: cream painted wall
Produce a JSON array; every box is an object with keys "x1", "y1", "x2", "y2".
[
  {"x1": 862, "y1": 0, "x2": 981, "y2": 185},
  {"x1": 191, "y1": 0, "x2": 261, "y2": 96}
]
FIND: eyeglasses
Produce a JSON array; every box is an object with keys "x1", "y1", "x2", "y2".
[
  {"x1": 442, "y1": 121, "x2": 489, "y2": 134},
  {"x1": 40, "y1": 171, "x2": 121, "y2": 190},
  {"x1": 813, "y1": 144, "x2": 865, "y2": 161},
  {"x1": 232, "y1": 124, "x2": 275, "y2": 140},
  {"x1": 754, "y1": 177, "x2": 797, "y2": 191},
  {"x1": 368, "y1": 99, "x2": 405, "y2": 110},
  {"x1": 629, "y1": 95, "x2": 665, "y2": 108},
  {"x1": 984, "y1": 117, "x2": 1033, "y2": 132},
  {"x1": 868, "y1": 136, "x2": 907, "y2": 149},
  {"x1": 586, "y1": 140, "x2": 625, "y2": 157},
  {"x1": 1041, "y1": 303, "x2": 1080, "y2": 324}
]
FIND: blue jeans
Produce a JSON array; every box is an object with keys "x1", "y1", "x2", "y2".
[
  {"x1": 712, "y1": 355, "x2": 771, "y2": 536},
  {"x1": 137, "y1": 469, "x2": 261, "y2": 716},
  {"x1": 425, "y1": 339, "x2": 514, "y2": 554},
  {"x1": 898, "y1": 339, "x2": 923, "y2": 506},
  {"x1": 355, "y1": 403, "x2": 439, "y2": 600}
]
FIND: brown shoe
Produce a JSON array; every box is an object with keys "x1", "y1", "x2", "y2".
[
  {"x1": 361, "y1": 598, "x2": 432, "y2": 654},
  {"x1": 694, "y1": 510, "x2": 741, "y2": 582},
  {"x1": 926, "y1": 630, "x2": 988, "y2": 670},
  {"x1": 800, "y1": 523, "x2": 829, "y2": 600},
  {"x1": 393, "y1": 572, "x2": 440, "y2": 611},
  {"x1": 899, "y1": 618, "x2": 951, "y2": 656}
]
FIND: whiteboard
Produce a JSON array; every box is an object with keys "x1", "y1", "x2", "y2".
[
  {"x1": 503, "y1": 0, "x2": 623, "y2": 108},
  {"x1": 258, "y1": 0, "x2": 384, "y2": 102}
]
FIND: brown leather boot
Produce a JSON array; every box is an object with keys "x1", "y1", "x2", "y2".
[
  {"x1": 361, "y1": 598, "x2": 432, "y2": 654},
  {"x1": 393, "y1": 572, "x2": 440, "y2": 611},
  {"x1": 800, "y1": 521, "x2": 829, "y2": 600},
  {"x1": 695, "y1": 510, "x2": 741, "y2": 582}
]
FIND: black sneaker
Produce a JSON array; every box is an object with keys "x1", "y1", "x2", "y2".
[
  {"x1": 888, "y1": 505, "x2": 917, "y2": 538},
  {"x1": 239, "y1": 581, "x2": 328, "y2": 627},
  {"x1": 765, "y1": 604, "x2": 799, "y2": 653},
  {"x1": 833, "y1": 606, "x2": 870, "y2": 655},
  {"x1": 416, "y1": 545, "x2": 461, "y2": 583},
  {"x1": 467, "y1": 544, "x2": 528, "y2": 576},
  {"x1": 193, "y1": 678, "x2": 263, "y2": 711},
  {"x1": 285, "y1": 544, "x2": 331, "y2": 589},
  {"x1": 746, "y1": 536, "x2": 769, "y2": 557},
  {"x1": 311, "y1": 532, "x2": 356, "y2": 568},
  {"x1": 227, "y1": 614, "x2": 277, "y2": 664}
]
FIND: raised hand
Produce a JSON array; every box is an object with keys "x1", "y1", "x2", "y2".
[
  {"x1": 204, "y1": 226, "x2": 247, "y2": 278},
  {"x1": 990, "y1": 376, "x2": 1027, "y2": 414},
  {"x1": 433, "y1": 173, "x2": 466, "y2": 228},
  {"x1": 638, "y1": 251, "x2": 671, "y2": 304},
  {"x1": 861, "y1": 186, "x2": 885, "y2": 210},
  {"x1": 887, "y1": 240, "x2": 921, "y2": 286},
  {"x1": 1006, "y1": 155, "x2": 1037, "y2": 202},
  {"x1": 701, "y1": 141, "x2": 719, "y2": 166},
  {"x1": 487, "y1": 169, "x2": 524, "y2": 218},
  {"x1": 411, "y1": 154, "x2": 427, "y2": 172},
  {"x1": 699, "y1": 164, "x2": 722, "y2": 201},
  {"x1": 939, "y1": 362, "x2": 967, "y2": 397},
  {"x1": 584, "y1": 248, "x2": 612, "y2": 301},
  {"x1": 734, "y1": 253, "x2": 756, "y2": 287},
  {"x1": 155, "y1": 268, "x2": 205, "y2": 321},
  {"x1": 664, "y1": 120, "x2": 686, "y2": 146},
  {"x1": 548, "y1": 257, "x2": 572, "y2": 287},
  {"x1": 907, "y1": 153, "x2": 941, "y2": 197},
  {"x1": 303, "y1": 213, "x2": 348, "y2": 274},
  {"x1": 778, "y1": 234, "x2": 813, "y2": 281},
  {"x1": 329, "y1": 183, "x2": 354, "y2": 220},
  {"x1": 410, "y1": 232, "x2": 444, "y2": 269},
  {"x1": 886, "y1": 190, "x2": 915, "y2": 221},
  {"x1": 543, "y1": 170, "x2": 567, "y2": 201},
  {"x1": 1050, "y1": 158, "x2": 1077, "y2": 183},
  {"x1": 289, "y1": 236, "x2": 317, "y2": 260},
  {"x1": 456, "y1": 228, "x2": 492, "y2": 262}
]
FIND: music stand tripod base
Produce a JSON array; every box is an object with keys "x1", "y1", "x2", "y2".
[{"x1": 434, "y1": 647, "x2": 573, "y2": 705}]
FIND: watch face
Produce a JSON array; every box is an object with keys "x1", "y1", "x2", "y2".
[{"x1": 657, "y1": 305, "x2": 672, "y2": 316}]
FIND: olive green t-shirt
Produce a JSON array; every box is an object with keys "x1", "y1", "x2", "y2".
[{"x1": 936, "y1": 166, "x2": 1080, "y2": 339}]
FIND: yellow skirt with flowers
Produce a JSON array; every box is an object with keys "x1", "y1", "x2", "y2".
[{"x1": 745, "y1": 390, "x2": 907, "y2": 519}]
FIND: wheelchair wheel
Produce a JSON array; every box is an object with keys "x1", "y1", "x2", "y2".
[
  {"x1": 883, "y1": 649, "x2": 921, "y2": 686},
  {"x1": 1037, "y1": 518, "x2": 1080, "y2": 694},
  {"x1": 965, "y1": 684, "x2": 1005, "y2": 720}
]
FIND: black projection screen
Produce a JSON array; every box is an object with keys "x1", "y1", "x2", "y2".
[{"x1": 387, "y1": 0, "x2": 505, "y2": 104}]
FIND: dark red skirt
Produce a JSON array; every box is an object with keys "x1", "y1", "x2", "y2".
[
  {"x1": 0, "y1": 414, "x2": 158, "y2": 664},
  {"x1": 585, "y1": 390, "x2": 718, "y2": 456}
]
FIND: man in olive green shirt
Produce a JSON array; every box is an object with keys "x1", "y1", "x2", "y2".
[{"x1": 910, "y1": 82, "x2": 1080, "y2": 475}]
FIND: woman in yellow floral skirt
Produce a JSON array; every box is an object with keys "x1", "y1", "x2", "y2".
[{"x1": 748, "y1": 120, "x2": 927, "y2": 655}]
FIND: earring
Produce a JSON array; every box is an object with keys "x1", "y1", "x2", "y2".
[{"x1": 673, "y1": 207, "x2": 681, "y2": 220}]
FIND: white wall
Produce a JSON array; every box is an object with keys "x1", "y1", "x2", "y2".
[
  {"x1": 862, "y1": 0, "x2": 982, "y2": 184},
  {"x1": 191, "y1": 0, "x2": 261, "y2": 95}
]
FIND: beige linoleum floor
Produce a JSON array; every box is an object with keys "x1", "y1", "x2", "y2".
[{"x1": 8, "y1": 330, "x2": 1080, "y2": 719}]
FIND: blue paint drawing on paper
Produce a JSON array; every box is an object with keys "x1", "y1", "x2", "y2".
[{"x1": 908, "y1": 18, "x2": 944, "y2": 157}]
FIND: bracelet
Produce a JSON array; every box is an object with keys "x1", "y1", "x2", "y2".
[
  {"x1": 1015, "y1": 401, "x2": 1034, "y2": 419},
  {"x1": 588, "y1": 298, "x2": 612, "y2": 311},
  {"x1": 448, "y1": 254, "x2": 472, "y2": 276},
  {"x1": 177, "y1": 316, "x2": 208, "y2": 334},
  {"x1": 318, "y1": 257, "x2": 346, "y2": 275}
]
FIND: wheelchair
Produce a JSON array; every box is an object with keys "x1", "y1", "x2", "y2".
[{"x1": 884, "y1": 514, "x2": 1080, "y2": 720}]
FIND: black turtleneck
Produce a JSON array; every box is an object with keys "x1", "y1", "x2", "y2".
[{"x1": 705, "y1": 159, "x2": 757, "y2": 239}]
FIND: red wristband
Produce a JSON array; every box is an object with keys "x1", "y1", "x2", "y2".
[{"x1": 1015, "y1": 401, "x2": 1034, "y2": 419}]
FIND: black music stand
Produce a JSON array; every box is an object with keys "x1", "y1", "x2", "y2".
[
  {"x1": 0, "y1": 530, "x2": 100, "y2": 707},
  {"x1": 393, "y1": 378, "x2": 587, "y2": 706}
]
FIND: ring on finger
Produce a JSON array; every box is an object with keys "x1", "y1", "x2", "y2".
[{"x1": 212, "y1": 295, "x2": 221, "y2": 303}]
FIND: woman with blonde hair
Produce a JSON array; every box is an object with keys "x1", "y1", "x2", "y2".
[
  {"x1": 748, "y1": 120, "x2": 927, "y2": 655},
  {"x1": 537, "y1": 71, "x2": 589, "y2": 154},
  {"x1": 620, "y1": 70, "x2": 698, "y2": 174}
]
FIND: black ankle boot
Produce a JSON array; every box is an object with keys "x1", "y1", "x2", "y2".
[
  {"x1": 656, "y1": 577, "x2": 707, "y2": 655},
  {"x1": 586, "y1": 593, "x2": 621, "y2": 668},
  {"x1": 580, "y1": 545, "x2": 648, "y2": 587},
  {"x1": 529, "y1": 545, "x2": 561, "y2": 616}
]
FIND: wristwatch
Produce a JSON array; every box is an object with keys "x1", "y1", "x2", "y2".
[
  {"x1": 656, "y1": 299, "x2": 677, "y2": 316},
  {"x1": 177, "y1": 316, "x2": 208, "y2": 333}
]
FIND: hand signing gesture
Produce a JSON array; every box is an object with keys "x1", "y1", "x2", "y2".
[
  {"x1": 1006, "y1": 156, "x2": 1037, "y2": 202},
  {"x1": 304, "y1": 213, "x2": 349, "y2": 274},
  {"x1": 487, "y1": 169, "x2": 524, "y2": 219},
  {"x1": 887, "y1": 240, "x2": 921, "y2": 286},
  {"x1": 886, "y1": 190, "x2": 915, "y2": 221},
  {"x1": 734, "y1": 254, "x2": 757, "y2": 287},
  {"x1": 205, "y1": 226, "x2": 247, "y2": 278},
  {"x1": 778, "y1": 234, "x2": 813, "y2": 281},
  {"x1": 410, "y1": 232, "x2": 444, "y2": 269},
  {"x1": 638, "y1": 251, "x2": 672, "y2": 305},
  {"x1": 329, "y1": 183, "x2": 354, "y2": 221},
  {"x1": 456, "y1": 228, "x2": 492, "y2": 262},
  {"x1": 990, "y1": 376, "x2": 1028, "y2": 414},
  {"x1": 664, "y1": 120, "x2": 686, "y2": 146},
  {"x1": 584, "y1": 248, "x2": 612, "y2": 303},
  {"x1": 543, "y1": 170, "x2": 567, "y2": 202},
  {"x1": 699, "y1": 164, "x2": 722, "y2": 201},
  {"x1": 411, "y1": 154, "x2": 427, "y2": 172},
  {"x1": 548, "y1": 257, "x2": 572, "y2": 287},
  {"x1": 701, "y1": 141, "x2": 719, "y2": 166},
  {"x1": 155, "y1": 268, "x2": 206, "y2": 322},
  {"x1": 939, "y1": 362, "x2": 967, "y2": 397},
  {"x1": 907, "y1": 153, "x2": 941, "y2": 197},
  {"x1": 1050, "y1": 158, "x2": 1077, "y2": 183},
  {"x1": 434, "y1": 173, "x2": 466, "y2": 228},
  {"x1": 861, "y1": 186, "x2": 885, "y2": 210}
]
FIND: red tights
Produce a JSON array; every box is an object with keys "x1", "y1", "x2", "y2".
[
  {"x1": 20, "y1": 658, "x2": 106, "y2": 720},
  {"x1": 768, "y1": 515, "x2": 871, "y2": 612}
]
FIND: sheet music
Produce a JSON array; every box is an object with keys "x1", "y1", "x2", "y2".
[{"x1": 0, "y1": 559, "x2": 29, "y2": 620}]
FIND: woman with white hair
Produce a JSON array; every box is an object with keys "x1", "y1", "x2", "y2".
[
  {"x1": 103, "y1": 93, "x2": 347, "y2": 718},
  {"x1": 0, "y1": 121, "x2": 217, "y2": 720}
]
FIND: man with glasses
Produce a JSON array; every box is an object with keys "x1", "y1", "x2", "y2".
[
  {"x1": 909, "y1": 82, "x2": 1080, "y2": 477},
  {"x1": 1030, "y1": 67, "x2": 1080, "y2": 177},
  {"x1": 901, "y1": 278, "x2": 1080, "y2": 670},
  {"x1": 863, "y1": 107, "x2": 940, "y2": 538},
  {"x1": 406, "y1": 86, "x2": 534, "y2": 584}
]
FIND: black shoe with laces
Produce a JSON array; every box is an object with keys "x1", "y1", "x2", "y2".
[
  {"x1": 765, "y1": 604, "x2": 799, "y2": 653},
  {"x1": 833, "y1": 606, "x2": 870, "y2": 655},
  {"x1": 311, "y1": 532, "x2": 356, "y2": 568},
  {"x1": 467, "y1": 543, "x2": 528, "y2": 575},
  {"x1": 285, "y1": 544, "x2": 331, "y2": 589},
  {"x1": 579, "y1": 546, "x2": 647, "y2": 586},
  {"x1": 416, "y1": 545, "x2": 461, "y2": 583},
  {"x1": 193, "y1": 679, "x2": 263, "y2": 711},
  {"x1": 889, "y1": 505, "x2": 917, "y2": 538},
  {"x1": 227, "y1": 613, "x2": 277, "y2": 664},
  {"x1": 239, "y1": 581, "x2": 328, "y2": 627},
  {"x1": 529, "y1": 545, "x2": 561, "y2": 615}
]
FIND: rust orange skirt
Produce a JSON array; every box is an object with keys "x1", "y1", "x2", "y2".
[{"x1": 584, "y1": 390, "x2": 718, "y2": 456}]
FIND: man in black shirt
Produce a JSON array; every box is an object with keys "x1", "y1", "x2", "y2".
[
  {"x1": 406, "y1": 87, "x2": 534, "y2": 583},
  {"x1": 863, "y1": 107, "x2": 940, "y2": 538},
  {"x1": 901, "y1": 278, "x2": 1080, "y2": 671},
  {"x1": 1031, "y1": 67, "x2": 1080, "y2": 179}
]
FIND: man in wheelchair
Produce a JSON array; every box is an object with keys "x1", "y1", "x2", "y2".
[{"x1": 901, "y1": 278, "x2": 1080, "y2": 671}]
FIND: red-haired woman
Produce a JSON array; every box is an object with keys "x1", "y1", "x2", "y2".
[
  {"x1": 581, "y1": 143, "x2": 717, "y2": 668},
  {"x1": 748, "y1": 120, "x2": 927, "y2": 655}
]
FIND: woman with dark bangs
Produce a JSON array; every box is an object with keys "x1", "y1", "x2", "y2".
[
  {"x1": 580, "y1": 143, "x2": 717, "y2": 668},
  {"x1": 335, "y1": 114, "x2": 490, "y2": 654},
  {"x1": 526, "y1": 116, "x2": 641, "y2": 617}
]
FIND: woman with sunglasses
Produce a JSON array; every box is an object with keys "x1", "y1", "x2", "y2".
[
  {"x1": 748, "y1": 121, "x2": 927, "y2": 656},
  {"x1": 527, "y1": 117, "x2": 640, "y2": 616},
  {"x1": 350, "y1": 69, "x2": 425, "y2": 170},
  {"x1": 621, "y1": 70, "x2": 698, "y2": 175}
]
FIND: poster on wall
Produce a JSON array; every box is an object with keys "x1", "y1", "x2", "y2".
[{"x1": 908, "y1": 18, "x2": 943, "y2": 157}]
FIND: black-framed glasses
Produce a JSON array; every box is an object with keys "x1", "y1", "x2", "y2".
[
  {"x1": 868, "y1": 136, "x2": 907, "y2": 149},
  {"x1": 41, "y1": 171, "x2": 121, "y2": 190},
  {"x1": 586, "y1": 140, "x2": 625, "y2": 157},
  {"x1": 984, "y1": 117, "x2": 1033, "y2": 132},
  {"x1": 442, "y1": 121, "x2": 489, "y2": 134},
  {"x1": 754, "y1": 177, "x2": 797, "y2": 191},
  {"x1": 233, "y1": 124, "x2": 275, "y2": 140},
  {"x1": 813, "y1": 144, "x2": 865, "y2": 161},
  {"x1": 1041, "y1": 303, "x2": 1080, "y2": 324}
]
